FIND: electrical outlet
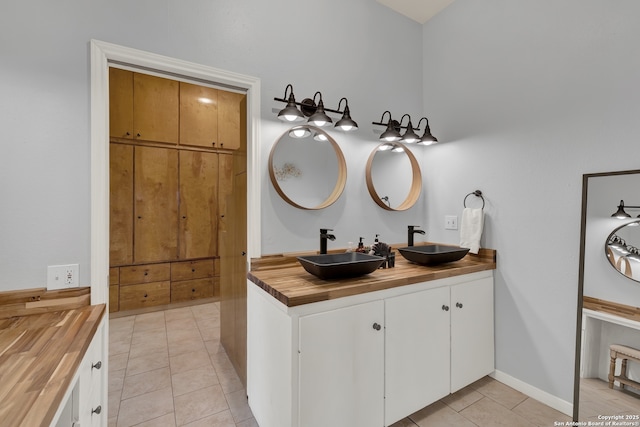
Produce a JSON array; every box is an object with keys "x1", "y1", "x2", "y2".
[
  {"x1": 445, "y1": 215, "x2": 458, "y2": 230},
  {"x1": 47, "y1": 264, "x2": 79, "y2": 290}
]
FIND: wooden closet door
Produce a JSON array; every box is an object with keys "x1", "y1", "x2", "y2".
[
  {"x1": 109, "y1": 143, "x2": 134, "y2": 266},
  {"x1": 134, "y1": 146, "x2": 179, "y2": 263},
  {"x1": 109, "y1": 68, "x2": 133, "y2": 139},
  {"x1": 179, "y1": 82, "x2": 219, "y2": 148},
  {"x1": 133, "y1": 73, "x2": 179, "y2": 144},
  {"x1": 217, "y1": 91, "x2": 245, "y2": 150},
  {"x1": 179, "y1": 150, "x2": 219, "y2": 259}
]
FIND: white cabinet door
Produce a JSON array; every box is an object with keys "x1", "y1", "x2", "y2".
[
  {"x1": 299, "y1": 300, "x2": 384, "y2": 427},
  {"x1": 450, "y1": 277, "x2": 494, "y2": 392},
  {"x1": 385, "y1": 286, "x2": 450, "y2": 426}
]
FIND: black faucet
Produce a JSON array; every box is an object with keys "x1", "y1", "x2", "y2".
[
  {"x1": 320, "y1": 228, "x2": 336, "y2": 254},
  {"x1": 408, "y1": 225, "x2": 425, "y2": 246}
]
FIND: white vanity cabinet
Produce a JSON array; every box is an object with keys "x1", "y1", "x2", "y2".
[
  {"x1": 54, "y1": 317, "x2": 107, "y2": 427},
  {"x1": 247, "y1": 270, "x2": 494, "y2": 427}
]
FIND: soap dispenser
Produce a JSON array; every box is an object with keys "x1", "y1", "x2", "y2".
[{"x1": 356, "y1": 237, "x2": 365, "y2": 253}]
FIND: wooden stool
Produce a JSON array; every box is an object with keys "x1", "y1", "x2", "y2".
[{"x1": 609, "y1": 344, "x2": 640, "y2": 390}]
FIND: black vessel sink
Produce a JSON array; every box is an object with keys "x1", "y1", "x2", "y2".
[
  {"x1": 297, "y1": 252, "x2": 386, "y2": 280},
  {"x1": 398, "y1": 245, "x2": 470, "y2": 266}
]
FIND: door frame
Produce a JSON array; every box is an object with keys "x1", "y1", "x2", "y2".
[{"x1": 89, "y1": 39, "x2": 261, "y2": 305}]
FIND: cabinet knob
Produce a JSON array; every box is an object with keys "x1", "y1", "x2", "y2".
[
  {"x1": 143, "y1": 293, "x2": 148, "y2": 298},
  {"x1": 182, "y1": 215, "x2": 187, "y2": 219},
  {"x1": 212, "y1": 142, "x2": 216, "y2": 146},
  {"x1": 92, "y1": 361, "x2": 102, "y2": 370},
  {"x1": 442, "y1": 305, "x2": 449, "y2": 311},
  {"x1": 92, "y1": 405, "x2": 102, "y2": 415},
  {"x1": 137, "y1": 216, "x2": 142, "y2": 219},
  {"x1": 456, "y1": 302, "x2": 463, "y2": 308},
  {"x1": 191, "y1": 268, "x2": 196, "y2": 272},
  {"x1": 137, "y1": 133, "x2": 141, "y2": 137},
  {"x1": 192, "y1": 288, "x2": 196, "y2": 292},
  {"x1": 372, "y1": 323, "x2": 381, "y2": 331},
  {"x1": 125, "y1": 132, "x2": 131, "y2": 136},
  {"x1": 242, "y1": 251, "x2": 246, "y2": 256}
]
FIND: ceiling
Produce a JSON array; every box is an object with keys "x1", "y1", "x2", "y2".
[{"x1": 377, "y1": 0, "x2": 455, "y2": 24}]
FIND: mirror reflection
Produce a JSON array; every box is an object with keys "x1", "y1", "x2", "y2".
[
  {"x1": 268, "y1": 125, "x2": 346, "y2": 210},
  {"x1": 605, "y1": 220, "x2": 640, "y2": 282},
  {"x1": 365, "y1": 143, "x2": 421, "y2": 211}
]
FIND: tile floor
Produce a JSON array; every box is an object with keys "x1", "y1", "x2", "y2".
[{"x1": 109, "y1": 302, "x2": 574, "y2": 427}]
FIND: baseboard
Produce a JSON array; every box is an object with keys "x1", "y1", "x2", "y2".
[{"x1": 490, "y1": 370, "x2": 573, "y2": 416}]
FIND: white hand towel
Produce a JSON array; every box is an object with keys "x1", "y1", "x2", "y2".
[{"x1": 460, "y1": 208, "x2": 484, "y2": 254}]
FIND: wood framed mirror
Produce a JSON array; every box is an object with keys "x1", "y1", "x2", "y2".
[
  {"x1": 268, "y1": 125, "x2": 347, "y2": 210},
  {"x1": 365, "y1": 142, "x2": 422, "y2": 211}
]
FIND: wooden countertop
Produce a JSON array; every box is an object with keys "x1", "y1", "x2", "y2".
[
  {"x1": 0, "y1": 303, "x2": 106, "y2": 426},
  {"x1": 248, "y1": 246, "x2": 496, "y2": 307}
]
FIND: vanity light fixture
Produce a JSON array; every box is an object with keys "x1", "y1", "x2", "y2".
[
  {"x1": 307, "y1": 92, "x2": 332, "y2": 127},
  {"x1": 373, "y1": 111, "x2": 438, "y2": 145},
  {"x1": 399, "y1": 114, "x2": 420, "y2": 144},
  {"x1": 277, "y1": 84, "x2": 305, "y2": 122},
  {"x1": 416, "y1": 117, "x2": 438, "y2": 145},
  {"x1": 375, "y1": 111, "x2": 402, "y2": 142},
  {"x1": 611, "y1": 200, "x2": 640, "y2": 218},
  {"x1": 274, "y1": 84, "x2": 358, "y2": 131}
]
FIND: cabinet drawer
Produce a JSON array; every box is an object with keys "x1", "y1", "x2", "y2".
[
  {"x1": 171, "y1": 278, "x2": 214, "y2": 303},
  {"x1": 109, "y1": 267, "x2": 119, "y2": 285},
  {"x1": 119, "y1": 281, "x2": 170, "y2": 311},
  {"x1": 171, "y1": 259, "x2": 215, "y2": 281},
  {"x1": 109, "y1": 285, "x2": 119, "y2": 313},
  {"x1": 119, "y1": 263, "x2": 170, "y2": 285}
]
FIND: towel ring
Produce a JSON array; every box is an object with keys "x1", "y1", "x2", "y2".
[{"x1": 463, "y1": 190, "x2": 485, "y2": 209}]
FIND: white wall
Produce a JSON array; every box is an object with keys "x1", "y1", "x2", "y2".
[
  {"x1": 0, "y1": 0, "x2": 424, "y2": 289},
  {"x1": 421, "y1": 0, "x2": 640, "y2": 403}
]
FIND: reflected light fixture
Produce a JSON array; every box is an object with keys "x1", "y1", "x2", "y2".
[
  {"x1": 289, "y1": 126, "x2": 311, "y2": 138},
  {"x1": 313, "y1": 131, "x2": 328, "y2": 142},
  {"x1": 399, "y1": 114, "x2": 420, "y2": 144},
  {"x1": 611, "y1": 200, "x2": 640, "y2": 218},
  {"x1": 608, "y1": 235, "x2": 629, "y2": 255},
  {"x1": 378, "y1": 142, "x2": 394, "y2": 151},
  {"x1": 627, "y1": 246, "x2": 640, "y2": 262},
  {"x1": 416, "y1": 117, "x2": 438, "y2": 145},
  {"x1": 274, "y1": 84, "x2": 358, "y2": 131}
]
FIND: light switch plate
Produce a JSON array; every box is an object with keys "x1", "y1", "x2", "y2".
[{"x1": 445, "y1": 215, "x2": 458, "y2": 230}]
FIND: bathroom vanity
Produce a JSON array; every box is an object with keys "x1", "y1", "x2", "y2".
[{"x1": 246, "y1": 247, "x2": 496, "y2": 427}]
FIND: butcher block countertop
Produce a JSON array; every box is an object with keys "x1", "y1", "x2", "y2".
[
  {"x1": 248, "y1": 245, "x2": 496, "y2": 307},
  {"x1": 0, "y1": 286, "x2": 105, "y2": 427}
]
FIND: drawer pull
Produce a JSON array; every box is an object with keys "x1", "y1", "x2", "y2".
[
  {"x1": 92, "y1": 361, "x2": 102, "y2": 370},
  {"x1": 372, "y1": 323, "x2": 381, "y2": 331},
  {"x1": 442, "y1": 305, "x2": 449, "y2": 311},
  {"x1": 456, "y1": 302, "x2": 463, "y2": 308},
  {"x1": 92, "y1": 405, "x2": 102, "y2": 415}
]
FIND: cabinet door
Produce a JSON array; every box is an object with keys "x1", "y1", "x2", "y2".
[
  {"x1": 133, "y1": 73, "x2": 179, "y2": 143},
  {"x1": 179, "y1": 151, "x2": 218, "y2": 259},
  {"x1": 179, "y1": 82, "x2": 219, "y2": 148},
  {"x1": 109, "y1": 143, "x2": 134, "y2": 266},
  {"x1": 217, "y1": 90, "x2": 245, "y2": 150},
  {"x1": 299, "y1": 300, "x2": 384, "y2": 427},
  {"x1": 109, "y1": 68, "x2": 133, "y2": 139},
  {"x1": 134, "y1": 146, "x2": 179, "y2": 263},
  {"x1": 385, "y1": 286, "x2": 450, "y2": 426},
  {"x1": 450, "y1": 277, "x2": 494, "y2": 392}
]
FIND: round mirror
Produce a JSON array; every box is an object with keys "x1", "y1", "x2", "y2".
[
  {"x1": 365, "y1": 142, "x2": 422, "y2": 211},
  {"x1": 268, "y1": 125, "x2": 347, "y2": 210},
  {"x1": 605, "y1": 219, "x2": 640, "y2": 282}
]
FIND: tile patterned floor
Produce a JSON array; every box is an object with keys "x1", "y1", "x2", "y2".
[
  {"x1": 109, "y1": 302, "x2": 574, "y2": 426},
  {"x1": 108, "y1": 302, "x2": 258, "y2": 427},
  {"x1": 579, "y1": 378, "x2": 640, "y2": 422}
]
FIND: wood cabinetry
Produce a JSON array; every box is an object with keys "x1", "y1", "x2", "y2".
[
  {"x1": 179, "y1": 82, "x2": 245, "y2": 150},
  {"x1": 109, "y1": 68, "x2": 245, "y2": 314},
  {"x1": 247, "y1": 271, "x2": 494, "y2": 427},
  {"x1": 109, "y1": 68, "x2": 179, "y2": 143},
  {"x1": 134, "y1": 146, "x2": 179, "y2": 263}
]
